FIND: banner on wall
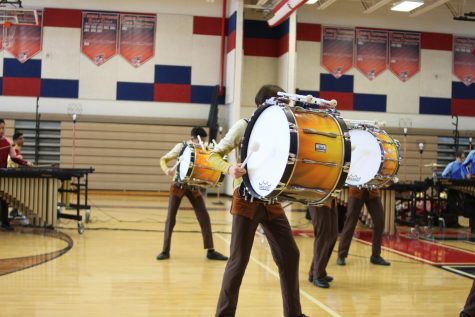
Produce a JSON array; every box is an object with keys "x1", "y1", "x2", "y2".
[
  {"x1": 453, "y1": 36, "x2": 475, "y2": 87},
  {"x1": 355, "y1": 28, "x2": 388, "y2": 80},
  {"x1": 321, "y1": 26, "x2": 354, "y2": 79},
  {"x1": 82, "y1": 11, "x2": 119, "y2": 66},
  {"x1": 4, "y1": 10, "x2": 43, "y2": 63},
  {"x1": 389, "y1": 31, "x2": 420, "y2": 82},
  {"x1": 119, "y1": 14, "x2": 156, "y2": 68}
]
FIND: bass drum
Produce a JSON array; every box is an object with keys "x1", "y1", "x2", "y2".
[
  {"x1": 345, "y1": 128, "x2": 400, "y2": 188},
  {"x1": 176, "y1": 143, "x2": 225, "y2": 187},
  {"x1": 241, "y1": 101, "x2": 351, "y2": 205}
]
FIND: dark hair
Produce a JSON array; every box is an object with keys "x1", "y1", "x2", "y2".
[
  {"x1": 13, "y1": 132, "x2": 23, "y2": 141},
  {"x1": 254, "y1": 85, "x2": 285, "y2": 107},
  {"x1": 455, "y1": 150, "x2": 465, "y2": 159},
  {"x1": 191, "y1": 127, "x2": 208, "y2": 138},
  {"x1": 0, "y1": 119, "x2": 4, "y2": 125}
]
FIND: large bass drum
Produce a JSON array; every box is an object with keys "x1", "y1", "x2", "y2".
[
  {"x1": 345, "y1": 127, "x2": 400, "y2": 188},
  {"x1": 176, "y1": 143, "x2": 225, "y2": 187},
  {"x1": 241, "y1": 100, "x2": 351, "y2": 205}
]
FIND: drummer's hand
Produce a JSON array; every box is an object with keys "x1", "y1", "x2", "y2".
[
  {"x1": 27, "y1": 161, "x2": 34, "y2": 167},
  {"x1": 229, "y1": 164, "x2": 246, "y2": 179},
  {"x1": 166, "y1": 168, "x2": 175, "y2": 177}
]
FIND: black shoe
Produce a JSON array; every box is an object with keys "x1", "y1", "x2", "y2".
[
  {"x1": 324, "y1": 275, "x2": 333, "y2": 282},
  {"x1": 370, "y1": 256, "x2": 390, "y2": 266},
  {"x1": 460, "y1": 311, "x2": 471, "y2": 317},
  {"x1": 297, "y1": 315, "x2": 309, "y2": 317},
  {"x1": 207, "y1": 250, "x2": 228, "y2": 261},
  {"x1": 337, "y1": 257, "x2": 346, "y2": 266},
  {"x1": 313, "y1": 278, "x2": 330, "y2": 288},
  {"x1": 156, "y1": 251, "x2": 170, "y2": 260},
  {"x1": 310, "y1": 274, "x2": 333, "y2": 283}
]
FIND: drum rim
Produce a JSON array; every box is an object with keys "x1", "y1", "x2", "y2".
[
  {"x1": 176, "y1": 142, "x2": 195, "y2": 184},
  {"x1": 241, "y1": 102, "x2": 298, "y2": 200}
]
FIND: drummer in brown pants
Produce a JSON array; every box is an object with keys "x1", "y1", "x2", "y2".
[
  {"x1": 156, "y1": 127, "x2": 227, "y2": 261},
  {"x1": 337, "y1": 188, "x2": 390, "y2": 266},
  {"x1": 308, "y1": 198, "x2": 338, "y2": 288},
  {"x1": 460, "y1": 280, "x2": 475, "y2": 317},
  {"x1": 208, "y1": 85, "x2": 307, "y2": 317}
]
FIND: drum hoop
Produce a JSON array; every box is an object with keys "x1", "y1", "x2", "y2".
[
  {"x1": 176, "y1": 143, "x2": 195, "y2": 183},
  {"x1": 333, "y1": 115, "x2": 351, "y2": 190},
  {"x1": 241, "y1": 103, "x2": 298, "y2": 200}
]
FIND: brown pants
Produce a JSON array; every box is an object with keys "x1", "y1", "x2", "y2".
[
  {"x1": 216, "y1": 205, "x2": 301, "y2": 317},
  {"x1": 0, "y1": 198, "x2": 8, "y2": 227},
  {"x1": 338, "y1": 195, "x2": 385, "y2": 259},
  {"x1": 309, "y1": 204, "x2": 338, "y2": 280},
  {"x1": 161, "y1": 185, "x2": 214, "y2": 252},
  {"x1": 463, "y1": 280, "x2": 475, "y2": 316}
]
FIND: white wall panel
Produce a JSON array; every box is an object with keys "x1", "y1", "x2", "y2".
[{"x1": 42, "y1": 27, "x2": 81, "y2": 79}]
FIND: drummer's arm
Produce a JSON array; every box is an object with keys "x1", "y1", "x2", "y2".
[
  {"x1": 8, "y1": 140, "x2": 30, "y2": 166},
  {"x1": 463, "y1": 151, "x2": 475, "y2": 167},
  {"x1": 208, "y1": 120, "x2": 247, "y2": 178},
  {"x1": 160, "y1": 143, "x2": 183, "y2": 176}
]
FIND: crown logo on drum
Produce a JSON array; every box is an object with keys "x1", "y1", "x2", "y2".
[{"x1": 258, "y1": 181, "x2": 272, "y2": 192}]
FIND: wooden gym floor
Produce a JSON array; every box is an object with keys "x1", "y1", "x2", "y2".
[{"x1": 0, "y1": 191, "x2": 473, "y2": 317}]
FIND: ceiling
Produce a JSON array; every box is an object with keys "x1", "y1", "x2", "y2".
[{"x1": 244, "y1": 0, "x2": 475, "y2": 21}]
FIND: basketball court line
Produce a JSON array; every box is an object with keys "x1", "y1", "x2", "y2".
[
  {"x1": 216, "y1": 233, "x2": 342, "y2": 317},
  {"x1": 441, "y1": 266, "x2": 475, "y2": 279}
]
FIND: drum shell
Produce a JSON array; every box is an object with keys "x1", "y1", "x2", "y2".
[{"x1": 288, "y1": 110, "x2": 349, "y2": 203}]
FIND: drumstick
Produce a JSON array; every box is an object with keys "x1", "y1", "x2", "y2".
[
  {"x1": 172, "y1": 157, "x2": 183, "y2": 170},
  {"x1": 197, "y1": 135, "x2": 206, "y2": 150},
  {"x1": 0, "y1": 145, "x2": 12, "y2": 151},
  {"x1": 241, "y1": 143, "x2": 260, "y2": 168}
]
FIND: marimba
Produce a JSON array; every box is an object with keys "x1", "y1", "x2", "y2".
[{"x1": 0, "y1": 168, "x2": 94, "y2": 233}]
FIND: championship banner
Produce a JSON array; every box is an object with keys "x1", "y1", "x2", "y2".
[
  {"x1": 321, "y1": 26, "x2": 354, "y2": 79},
  {"x1": 82, "y1": 11, "x2": 119, "y2": 66},
  {"x1": 355, "y1": 28, "x2": 388, "y2": 80},
  {"x1": 389, "y1": 31, "x2": 420, "y2": 82},
  {"x1": 119, "y1": 14, "x2": 156, "y2": 68},
  {"x1": 4, "y1": 10, "x2": 43, "y2": 63},
  {"x1": 453, "y1": 36, "x2": 475, "y2": 87}
]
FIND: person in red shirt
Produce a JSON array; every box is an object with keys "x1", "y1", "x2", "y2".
[
  {"x1": 0, "y1": 119, "x2": 31, "y2": 228},
  {"x1": 7, "y1": 132, "x2": 26, "y2": 168}
]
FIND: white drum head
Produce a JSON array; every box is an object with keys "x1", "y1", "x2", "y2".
[
  {"x1": 346, "y1": 129, "x2": 381, "y2": 186},
  {"x1": 247, "y1": 105, "x2": 290, "y2": 197},
  {"x1": 178, "y1": 145, "x2": 192, "y2": 181}
]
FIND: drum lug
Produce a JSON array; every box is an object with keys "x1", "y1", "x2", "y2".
[
  {"x1": 344, "y1": 132, "x2": 351, "y2": 141},
  {"x1": 288, "y1": 153, "x2": 297, "y2": 164},
  {"x1": 343, "y1": 162, "x2": 351, "y2": 171}
]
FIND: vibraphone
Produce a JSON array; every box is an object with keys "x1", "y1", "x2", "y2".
[
  {"x1": 334, "y1": 187, "x2": 397, "y2": 235},
  {"x1": 0, "y1": 168, "x2": 94, "y2": 233}
]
